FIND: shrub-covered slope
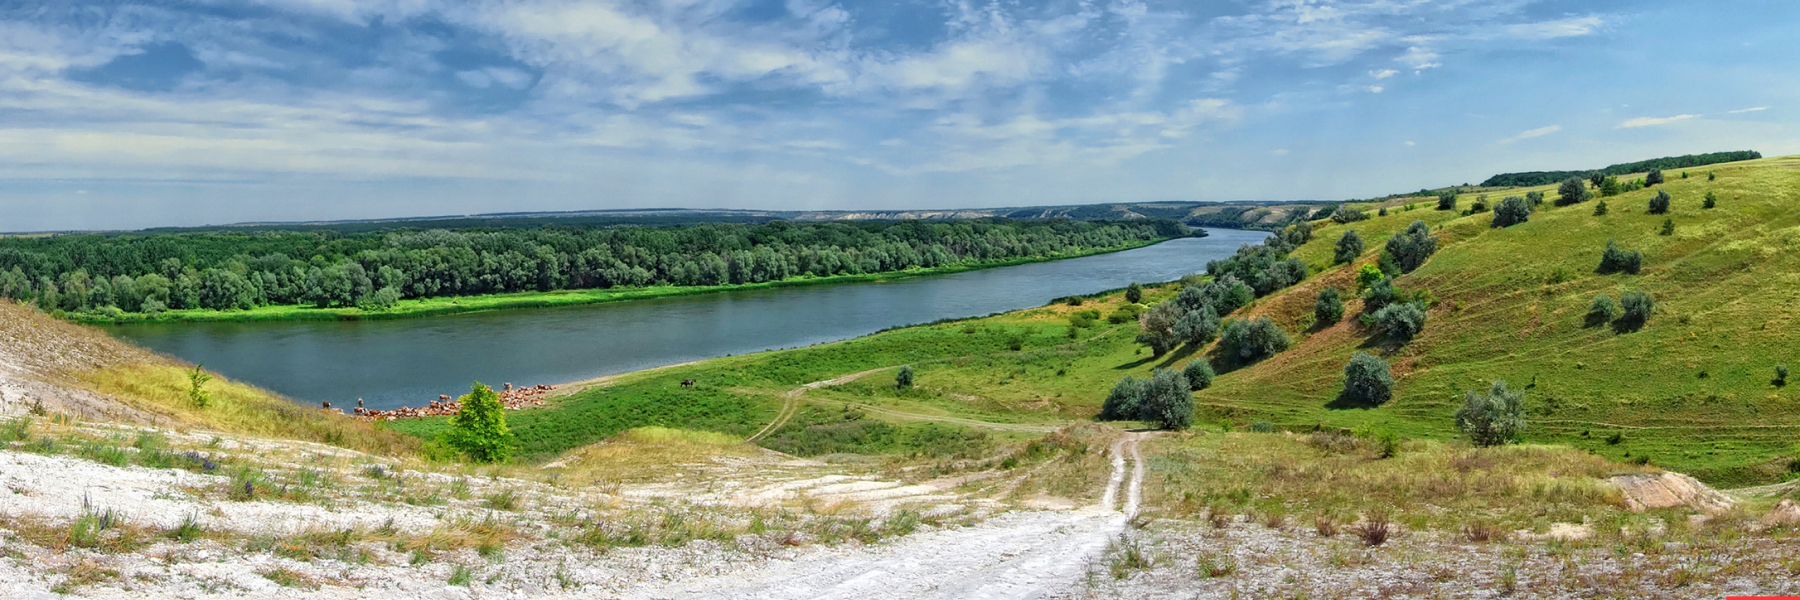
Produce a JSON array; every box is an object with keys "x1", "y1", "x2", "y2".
[{"x1": 1198, "y1": 155, "x2": 1800, "y2": 486}]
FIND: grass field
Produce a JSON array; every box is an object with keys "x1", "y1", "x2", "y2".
[
  {"x1": 66, "y1": 238, "x2": 1174, "y2": 325},
  {"x1": 1197, "y1": 156, "x2": 1800, "y2": 486}
]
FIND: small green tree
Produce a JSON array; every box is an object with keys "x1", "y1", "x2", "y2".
[
  {"x1": 895, "y1": 365, "x2": 914, "y2": 389},
  {"x1": 1384, "y1": 220, "x2": 1437, "y2": 273},
  {"x1": 1355, "y1": 264, "x2": 1384, "y2": 290},
  {"x1": 1218, "y1": 317, "x2": 1291, "y2": 364},
  {"x1": 1491, "y1": 196, "x2": 1530, "y2": 228},
  {"x1": 1373, "y1": 302, "x2": 1427, "y2": 342},
  {"x1": 1136, "y1": 301, "x2": 1183, "y2": 356},
  {"x1": 186, "y1": 364, "x2": 213, "y2": 409},
  {"x1": 1558, "y1": 177, "x2": 1590, "y2": 206},
  {"x1": 1708, "y1": 171, "x2": 1716, "y2": 181},
  {"x1": 1314, "y1": 287, "x2": 1345, "y2": 326},
  {"x1": 1524, "y1": 191, "x2": 1544, "y2": 207},
  {"x1": 1456, "y1": 380, "x2": 1525, "y2": 447},
  {"x1": 1616, "y1": 290, "x2": 1653, "y2": 332},
  {"x1": 1588, "y1": 172, "x2": 1606, "y2": 189},
  {"x1": 1647, "y1": 189, "x2": 1671, "y2": 214},
  {"x1": 1645, "y1": 168, "x2": 1663, "y2": 185},
  {"x1": 442, "y1": 382, "x2": 515, "y2": 463},
  {"x1": 1099, "y1": 376, "x2": 1147, "y2": 421},
  {"x1": 1334, "y1": 230, "x2": 1364, "y2": 265},
  {"x1": 1593, "y1": 200, "x2": 1608, "y2": 216},
  {"x1": 1139, "y1": 368, "x2": 1194, "y2": 430},
  {"x1": 1436, "y1": 190, "x2": 1458, "y2": 211},
  {"x1": 1174, "y1": 307, "x2": 1220, "y2": 346},
  {"x1": 357, "y1": 286, "x2": 402, "y2": 311},
  {"x1": 1659, "y1": 218, "x2": 1675, "y2": 236},
  {"x1": 1338, "y1": 352, "x2": 1394, "y2": 407},
  {"x1": 1124, "y1": 282, "x2": 1143, "y2": 304},
  {"x1": 1775, "y1": 365, "x2": 1789, "y2": 387},
  {"x1": 1597, "y1": 240, "x2": 1643, "y2": 275},
  {"x1": 1703, "y1": 191, "x2": 1717, "y2": 209},
  {"x1": 1599, "y1": 176, "x2": 1621, "y2": 197},
  {"x1": 1183, "y1": 360, "x2": 1215, "y2": 391},
  {"x1": 1586, "y1": 294, "x2": 1618, "y2": 327},
  {"x1": 1361, "y1": 277, "x2": 1400, "y2": 314}
]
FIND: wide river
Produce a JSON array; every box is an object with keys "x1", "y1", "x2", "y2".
[{"x1": 105, "y1": 229, "x2": 1269, "y2": 410}]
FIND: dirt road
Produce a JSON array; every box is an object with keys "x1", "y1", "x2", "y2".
[{"x1": 618, "y1": 432, "x2": 1149, "y2": 600}]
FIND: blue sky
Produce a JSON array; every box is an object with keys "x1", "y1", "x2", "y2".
[{"x1": 1, "y1": 0, "x2": 1796, "y2": 231}]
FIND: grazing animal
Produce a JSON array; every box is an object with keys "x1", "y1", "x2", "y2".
[
  {"x1": 357, "y1": 398, "x2": 364, "y2": 407},
  {"x1": 322, "y1": 401, "x2": 331, "y2": 409},
  {"x1": 439, "y1": 394, "x2": 451, "y2": 400},
  {"x1": 681, "y1": 379, "x2": 697, "y2": 387}
]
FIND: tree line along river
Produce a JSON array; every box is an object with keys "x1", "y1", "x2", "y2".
[{"x1": 102, "y1": 230, "x2": 1270, "y2": 411}]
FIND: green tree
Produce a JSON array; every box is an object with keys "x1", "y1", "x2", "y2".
[
  {"x1": 895, "y1": 365, "x2": 914, "y2": 389},
  {"x1": 1139, "y1": 368, "x2": 1194, "y2": 430},
  {"x1": 1136, "y1": 301, "x2": 1183, "y2": 356},
  {"x1": 1436, "y1": 191, "x2": 1458, "y2": 211},
  {"x1": 1599, "y1": 176, "x2": 1621, "y2": 197},
  {"x1": 1588, "y1": 172, "x2": 1606, "y2": 189},
  {"x1": 1099, "y1": 376, "x2": 1147, "y2": 421},
  {"x1": 1647, "y1": 189, "x2": 1671, "y2": 214},
  {"x1": 1218, "y1": 317, "x2": 1290, "y2": 364},
  {"x1": 186, "y1": 364, "x2": 213, "y2": 408},
  {"x1": 1774, "y1": 365, "x2": 1787, "y2": 387},
  {"x1": 1593, "y1": 200, "x2": 1608, "y2": 216},
  {"x1": 1617, "y1": 290, "x2": 1653, "y2": 332},
  {"x1": 1708, "y1": 171, "x2": 1716, "y2": 181},
  {"x1": 1124, "y1": 282, "x2": 1143, "y2": 304},
  {"x1": 1183, "y1": 360, "x2": 1215, "y2": 391},
  {"x1": 1338, "y1": 352, "x2": 1394, "y2": 407},
  {"x1": 1491, "y1": 196, "x2": 1530, "y2": 228},
  {"x1": 1334, "y1": 230, "x2": 1364, "y2": 264},
  {"x1": 1361, "y1": 277, "x2": 1400, "y2": 314},
  {"x1": 1383, "y1": 221, "x2": 1437, "y2": 273},
  {"x1": 1596, "y1": 240, "x2": 1642, "y2": 275},
  {"x1": 1645, "y1": 168, "x2": 1663, "y2": 185},
  {"x1": 1456, "y1": 380, "x2": 1526, "y2": 447},
  {"x1": 442, "y1": 382, "x2": 515, "y2": 463},
  {"x1": 1355, "y1": 264, "x2": 1384, "y2": 290},
  {"x1": 1703, "y1": 191, "x2": 1717, "y2": 209},
  {"x1": 356, "y1": 286, "x2": 402, "y2": 311},
  {"x1": 1557, "y1": 177, "x2": 1589, "y2": 206},
  {"x1": 1586, "y1": 294, "x2": 1619, "y2": 327},
  {"x1": 1659, "y1": 218, "x2": 1675, "y2": 236},
  {"x1": 1174, "y1": 307, "x2": 1221, "y2": 346},
  {"x1": 1373, "y1": 301, "x2": 1427, "y2": 341},
  {"x1": 1524, "y1": 191, "x2": 1544, "y2": 207},
  {"x1": 1314, "y1": 287, "x2": 1345, "y2": 326}
]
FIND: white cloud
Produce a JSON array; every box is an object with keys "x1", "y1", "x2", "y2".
[
  {"x1": 1504, "y1": 16, "x2": 1604, "y2": 40},
  {"x1": 1618, "y1": 114, "x2": 1699, "y2": 128},
  {"x1": 1369, "y1": 69, "x2": 1397, "y2": 79},
  {"x1": 1396, "y1": 45, "x2": 1440, "y2": 70},
  {"x1": 1499, "y1": 124, "x2": 1562, "y2": 144},
  {"x1": 1403, "y1": 141, "x2": 1415, "y2": 146},
  {"x1": 1728, "y1": 106, "x2": 1769, "y2": 114},
  {"x1": 1363, "y1": 85, "x2": 1383, "y2": 94}
]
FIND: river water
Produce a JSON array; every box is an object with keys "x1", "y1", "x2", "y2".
[{"x1": 104, "y1": 229, "x2": 1269, "y2": 410}]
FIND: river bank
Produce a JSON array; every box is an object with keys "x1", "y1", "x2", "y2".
[{"x1": 69, "y1": 236, "x2": 1183, "y2": 325}]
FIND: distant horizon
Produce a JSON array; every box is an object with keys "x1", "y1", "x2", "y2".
[{"x1": 3, "y1": 1, "x2": 1798, "y2": 231}]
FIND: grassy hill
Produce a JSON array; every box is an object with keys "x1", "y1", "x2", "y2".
[{"x1": 1197, "y1": 156, "x2": 1800, "y2": 486}]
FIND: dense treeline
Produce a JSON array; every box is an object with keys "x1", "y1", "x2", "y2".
[
  {"x1": 0, "y1": 219, "x2": 1186, "y2": 315},
  {"x1": 1479, "y1": 150, "x2": 1760, "y2": 187}
]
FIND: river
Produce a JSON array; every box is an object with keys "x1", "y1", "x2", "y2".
[{"x1": 103, "y1": 229, "x2": 1270, "y2": 410}]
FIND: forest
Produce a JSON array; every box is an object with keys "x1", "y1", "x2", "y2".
[
  {"x1": 0, "y1": 218, "x2": 1189, "y2": 315},
  {"x1": 1478, "y1": 150, "x2": 1760, "y2": 187}
]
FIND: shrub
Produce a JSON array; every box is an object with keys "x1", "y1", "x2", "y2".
[
  {"x1": 1331, "y1": 206, "x2": 1368, "y2": 224},
  {"x1": 1436, "y1": 190, "x2": 1457, "y2": 211},
  {"x1": 1068, "y1": 310, "x2": 1100, "y2": 329},
  {"x1": 895, "y1": 366, "x2": 914, "y2": 389},
  {"x1": 1585, "y1": 294, "x2": 1618, "y2": 327},
  {"x1": 1099, "y1": 376, "x2": 1147, "y2": 421},
  {"x1": 1647, "y1": 189, "x2": 1671, "y2": 214},
  {"x1": 1616, "y1": 290, "x2": 1653, "y2": 332},
  {"x1": 1645, "y1": 168, "x2": 1663, "y2": 185},
  {"x1": 1469, "y1": 196, "x2": 1488, "y2": 213},
  {"x1": 1314, "y1": 287, "x2": 1345, "y2": 326},
  {"x1": 1334, "y1": 230, "x2": 1364, "y2": 265},
  {"x1": 1361, "y1": 278, "x2": 1399, "y2": 314},
  {"x1": 1524, "y1": 191, "x2": 1544, "y2": 206},
  {"x1": 1281, "y1": 221, "x2": 1314, "y2": 248},
  {"x1": 1703, "y1": 191, "x2": 1717, "y2": 209},
  {"x1": 356, "y1": 287, "x2": 401, "y2": 311},
  {"x1": 1140, "y1": 368, "x2": 1194, "y2": 430},
  {"x1": 1593, "y1": 200, "x2": 1608, "y2": 216},
  {"x1": 1355, "y1": 264, "x2": 1384, "y2": 290},
  {"x1": 1588, "y1": 172, "x2": 1606, "y2": 189},
  {"x1": 1337, "y1": 352, "x2": 1394, "y2": 407},
  {"x1": 1599, "y1": 176, "x2": 1621, "y2": 197},
  {"x1": 1775, "y1": 365, "x2": 1788, "y2": 387},
  {"x1": 1218, "y1": 318, "x2": 1290, "y2": 364},
  {"x1": 1124, "y1": 283, "x2": 1143, "y2": 304},
  {"x1": 1136, "y1": 301, "x2": 1184, "y2": 356},
  {"x1": 1183, "y1": 360, "x2": 1215, "y2": 391},
  {"x1": 1491, "y1": 196, "x2": 1530, "y2": 228},
  {"x1": 1659, "y1": 218, "x2": 1675, "y2": 236},
  {"x1": 1556, "y1": 177, "x2": 1589, "y2": 206},
  {"x1": 1456, "y1": 380, "x2": 1525, "y2": 447},
  {"x1": 1378, "y1": 206, "x2": 1388, "y2": 216},
  {"x1": 1384, "y1": 221, "x2": 1436, "y2": 273},
  {"x1": 1596, "y1": 240, "x2": 1642, "y2": 275},
  {"x1": 1355, "y1": 512, "x2": 1391, "y2": 546},
  {"x1": 441, "y1": 382, "x2": 515, "y2": 463},
  {"x1": 186, "y1": 364, "x2": 213, "y2": 409},
  {"x1": 1107, "y1": 303, "x2": 1145, "y2": 324},
  {"x1": 1373, "y1": 301, "x2": 1427, "y2": 341},
  {"x1": 1174, "y1": 307, "x2": 1221, "y2": 346}
]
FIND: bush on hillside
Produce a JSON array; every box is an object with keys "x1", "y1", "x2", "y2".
[
  {"x1": 1593, "y1": 200, "x2": 1608, "y2": 216},
  {"x1": 1470, "y1": 195, "x2": 1489, "y2": 213},
  {"x1": 1456, "y1": 380, "x2": 1525, "y2": 447},
  {"x1": 1140, "y1": 368, "x2": 1194, "y2": 430},
  {"x1": 443, "y1": 382, "x2": 516, "y2": 463},
  {"x1": 1704, "y1": 191, "x2": 1717, "y2": 209},
  {"x1": 1183, "y1": 360, "x2": 1215, "y2": 391},
  {"x1": 1384, "y1": 220, "x2": 1437, "y2": 273},
  {"x1": 1124, "y1": 282, "x2": 1143, "y2": 304},
  {"x1": 1646, "y1": 168, "x2": 1664, "y2": 185},
  {"x1": 1207, "y1": 244, "x2": 1309, "y2": 298},
  {"x1": 1378, "y1": 206, "x2": 1389, "y2": 216},
  {"x1": 1334, "y1": 230, "x2": 1364, "y2": 264},
  {"x1": 896, "y1": 365, "x2": 914, "y2": 389},
  {"x1": 1331, "y1": 207, "x2": 1368, "y2": 224},
  {"x1": 1174, "y1": 306, "x2": 1221, "y2": 346},
  {"x1": 1436, "y1": 191, "x2": 1458, "y2": 211},
  {"x1": 1361, "y1": 277, "x2": 1400, "y2": 314},
  {"x1": 1314, "y1": 287, "x2": 1345, "y2": 326},
  {"x1": 1355, "y1": 264, "x2": 1384, "y2": 290},
  {"x1": 1099, "y1": 376, "x2": 1147, "y2": 421},
  {"x1": 1194, "y1": 274, "x2": 1255, "y2": 316},
  {"x1": 1280, "y1": 220, "x2": 1314, "y2": 249},
  {"x1": 1218, "y1": 317, "x2": 1291, "y2": 364},
  {"x1": 1337, "y1": 352, "x2": 1394, "y2": 407},
  {"x1": 1616, "y1": 290, "x2": 1653, "y2": 332},
  {"x1": 1599, "y1": 176, "x2": 1621, "y2": 197},
  {"x1": 1659, "y1": 218, "x2": 1675, "y2": 236},
  {"x1": 1525, "y1": 191, "x2": 1544, "y2": 206},
  {"x1": 1774, "y1": 365, "x2": 1788, "y2": 387},
  {"x1": 1588, "y1": 172, "x2": 1607, "y2": 189},
  {"x1": 1708, "y1": 171, "x2": 1716, "y2": 181},
  {"x1": 1596, "y1": 240, "x2": 1643, "y2": 275},
  {"x1": 1373, "y1": 301, "x2": 1427, "y2": 342},
  {"x1": 1648, "y1": 189, "x2": 1671, "y2": 214},
  {"x1": 1136, "y1": 301, "x2": 1183, "y2": 356},
  {"x1": 1556, "y1": 177, "x2": 1590, "y2": 206},
  {"x1": 1585, "y1": 294, "x2": 1619, "y2": 327},
  {"x1": 1491, "y1": 196, "x2": 1530, "y2": 228}
]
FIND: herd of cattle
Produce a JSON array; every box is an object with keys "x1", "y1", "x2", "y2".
[{"x1": 322, "y1": 382, "x2": 558, "y2": 420}]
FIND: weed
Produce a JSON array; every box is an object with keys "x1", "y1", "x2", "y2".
[
  {"x1": 1355, "y1": 511, "x2": 1391, "y2": 547},
  {"x1": 484, "y1": 488, "x2": 520, "y2": 511},
  {"x1": 1196, "y1": 551, "x2": 1237, "y2": 578},
  {"x1": 166, "y1": 513, "x2": 205, "y2": 542},
  {"x1": 1462, "y1": 521, "x2": 1501, "y2": 543},
  {"x1": 0, "y1": 417, "x2": 30, "y2": 442},
  {"x1": 447, "y1": 565, "x2": 473, "y2": 586},
  {"x1": 1313, "y1": 515, "x2": 1338, "y2": 538},
  {"x1": 51, "y1": 560, "x2": 119, "y2": 594},
  {"x1": 1105, "y1": 534, "x2": 1154, "y2": 579},
  {"x1": 261, "y1": 567, "x2": 317, "y2": 589}
]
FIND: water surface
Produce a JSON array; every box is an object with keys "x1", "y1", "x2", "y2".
[{"x1": 106, "y1": 229, "x2": 1269, "y2": 409}]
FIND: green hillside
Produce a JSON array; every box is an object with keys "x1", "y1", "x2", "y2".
[{"x1": 1196, "y1": 155, "x2": 1800, "y2": 486}]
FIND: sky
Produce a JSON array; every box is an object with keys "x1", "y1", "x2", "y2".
[{"x1": 1, "y1": 0, "x2": 1798, "y2": 231}]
